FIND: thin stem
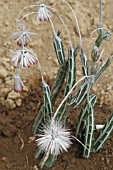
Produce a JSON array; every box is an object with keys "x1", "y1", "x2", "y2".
[
  {"x1": 86, "y1": 83, "x2": 91, "y2": 108},
  {"x1": 40, "y1": 146, "x2": 50, "y2": 169},
  {"x1": 31, "y1": 51, "x2": 45, "y2": 83},
  {"x1": 53, "y1": 76, "x2": 89, "y2": 120},
  {"x1": 21, "y1": 27, "x2": 25, "y2": 51},
  {"x1": 50, "y1": 14, "x2": 73, "y2": 49},
  {"x1": 47, "y1": 5, "x2": 73, "y2": 47},
  {"x1": 97, "y1": 48, "x2": 105, "y2": 64},
  {"x1": 61, "y1": 0, "x2": 82, "y2": 47},
  {"x1": 18, "y1": 11, "x2": 38, "y2": 23},
  {"x1": 15, "y1": 67, "x2": 19, "y2": 75},
  {"x1": 17, "y1": 4, "x2": 38, "y2": 21},
  {"x1": 58, "y1": 15, "x2": 73, "y2": 48},
  {"x1": 72, "y1": 135, "x2": 90, "y2": 152},
  {"x1": 100, "y1": 0, "x2": 102, "y2": 27},
  {"x1": 49, "y1": 18, "x2": 56, "y2": 35}
]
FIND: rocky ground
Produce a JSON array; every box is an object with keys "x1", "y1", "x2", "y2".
[{"x1": 0, "y1": 0, "x2": 113, "y2": 169}]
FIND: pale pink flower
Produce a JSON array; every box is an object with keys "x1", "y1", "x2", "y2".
[
  {"x1": 13, "y1": 71, "x2": 28, "y2": 93},
  {"x1": 12, "y1": 27, "x2": 35, "y2": 47},
  {"x1": 37, "y1": 3, "x2": 52, "y2": 22},
  {"x1": 36, "y1": 119, "x2": 71, "y2": 155},
  {"x1": 11, "y1": 49, "x2": 38, "y2": 68}
]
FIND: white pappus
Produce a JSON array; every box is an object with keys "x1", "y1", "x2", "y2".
[{"x1": 36, "y1": 119, "x2": 72, "y2": 155}]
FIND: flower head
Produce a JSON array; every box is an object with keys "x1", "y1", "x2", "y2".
[
  {"x1": 37, "y1": 3, "x2": 52, "y2": 22},
  {"x1": 12, "y1": 26, "x2": 35, "y2": 47},
  {"x1": 13, "y1": 70, "x2": 28, "y2": 93},
  {"x1": 36, "y1": 119, "x2": 71, "y2": 155},
  {"x1": 11, "y1": 49, "x2": 38, "y2": 68}
]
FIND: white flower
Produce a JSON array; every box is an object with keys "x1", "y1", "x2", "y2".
[
  {"x1": 37, "y1": 3, "x2": 52, "y2": 22},
  {"x1": 11, "y1": 49, "x2": 38, "y2": 68},
  {"x1": 36, "y1": 119, "x2": 71, "y2": 155},
  {"x1": 13, "y1": 71, "x2": 28, "y2": 93},
  {"x1": 12, "y1": 26, "x2": 35, "y2": 47}
]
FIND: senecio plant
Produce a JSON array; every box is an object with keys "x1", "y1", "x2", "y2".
[{"x1": 10, "y1": 0, "x2": 113, "y2": 169}]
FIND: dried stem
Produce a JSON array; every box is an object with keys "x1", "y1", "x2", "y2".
[
  {"x1": 61, "y1": 0, "x2": 82, "y2": 47},
  {"x1": 53, "y1": 76, "x2": 89, "y2": 120}
]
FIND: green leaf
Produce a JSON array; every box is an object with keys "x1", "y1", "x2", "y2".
[
  {"x1": 53, "y1": 32, "x2": 66, "y2": 66},
  {"x1": 92, "y1": 113, "x2": 113, "y2": 152}
]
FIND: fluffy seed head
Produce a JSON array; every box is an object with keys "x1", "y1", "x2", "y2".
[{"x1": 36, "y1": 119, "x2": 72, "y2": 155}]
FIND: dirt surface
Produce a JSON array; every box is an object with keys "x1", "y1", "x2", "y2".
[
  {"x1": 0, "y1": 79, "x2": 113, "y2": 170},
  {"x1": 0, "y1": 0, "x2": 113, "y2": 170}
]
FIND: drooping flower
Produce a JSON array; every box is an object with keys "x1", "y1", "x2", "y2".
[
  {"x1": 36, "y1": 119, "x2": 71, "y2": 155},
  {"x1": 36, "y1": 3, "x2": 53, "y2": 22},
  {"x1": 13, "y1": 70, "x2": 28, "y2": 93},
  {"x1": 11, "y1": 49, "x2": 38, "y2": 68},
  {"x1": 12, "y1": 26, "x2": 35, "y2": 47}
]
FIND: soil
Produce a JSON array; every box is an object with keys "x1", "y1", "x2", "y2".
[
  {"x1": 0, "y1": 79, "x2": 113, "y2": 170},
  {"x1": 0, "y1": 0, "x2": 113, "y2": 170}
]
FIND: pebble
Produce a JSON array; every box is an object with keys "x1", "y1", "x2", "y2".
[
  {"x1": 0, "y1": 97, "x2": 5, "y2": 103},
  {"x1": 5, "y1": 79, "x2": 13, "y2": 87},
  {"x1": 15, "y1": 98, "x2": 22, "y2": 107},
  {"x1": 102, "y1": 0, "x2": 107, "y2": 5},
  {"x1": 0, "y1": 78, "x2": 3, "y2": 84},
  {"x1": 48, "y1": 0, "x2": 54, "y2": 5},
  {"x1": 101, "y1": 157, "x2": 104, "y2": 161},
  {"x1": 1, "y1": 157, "x2": 8, "y2": 162},
  {"x1": 28, "y1": 136, "x2": 36, "y2": 143},
  {"x1": 4, "y1": 99, "x2": 16, "y2": 109},
  {"x1": 33, "y1": 165, "x2": 39, "y2": 170},
  {"x1": 105, "y1": 157, "x2": 110, "y2": 165},
  {"x1": 0, "y1": 88, "x2": 10, "y2": 97},
  {"x1": 0, "y1": 68, "x2": 8, "y2": 78},
  {"x1": 7, "y1": 91, "x2": 21, "y2": 99}
]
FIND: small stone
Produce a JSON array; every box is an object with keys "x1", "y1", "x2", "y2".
[
  {"x1": 5, "y1": 79, "x2": 13, "y2": 87},
  {"x1": 15, "y1": 98, "x2": 22, "y2": 107},
  {"x1": 0, "y1": 78, "x2": 3, "y2": 84},
  {"x1": 2, "y1": 157, "x2": 8, "y2": 162},
  {"x1": 33, "y1": 165, "x2": 39, "y2": 170},
  {"x1": 0, "y1": 97, "x2": 4, "y2": 104},
  {"x1": 4, "y1": 41, "x2": 11, "y2": 47},
  {"x1": 28, "y1": 136, "x2": 36, "y2": 143},
  {"x1": 106, "y1": 157, "x2": 110, "y2": 165},
  {"x1": 53, "y1": 58, "x2": 59, "y2": 65},
  {"x1": 0, "y1": 88, "x2": 10, "y2": 97},
  {"x1": 4, "y1": 99, "x2": 16, "y2": 109},
  {"x1": 102, "y1": 0, "x2": 106, "y2": 5},
  {"x1": 5, "y1": 76, "x2": 12, "y2": 81},
  {"x1": 0, "y1": 68, "x2": 8, "y2": 79},
  {"x1": 0, "y1": 57, "x2": 10, "y2": 64},
  {"x1": 8, "y1": 91, "x2": 21, "y2": 99},
  {"x1": 48, "y1": 0, "x2": 54, "y2": 5},
  {"x1": 101, "y1": 157, "x2": 104, "y2": 161},
  {"x1": 4, "y1": 21, "x2": 9, "y2": 26}
]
